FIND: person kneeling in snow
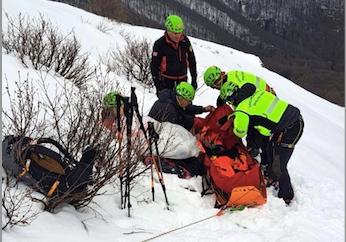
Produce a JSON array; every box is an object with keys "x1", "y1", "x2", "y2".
[
  {"x1": 101, "y1": 90, "x2": 206, "y2": 178},
  {"x1": 148, "y1": 81, "x2": 215, "y2": 132},
  {"x1": 203, "y1": 66, "x2": 276, "y2": 159},
  {"x1": 219, "y1": 81, "x2": 304, "y2": 205}
]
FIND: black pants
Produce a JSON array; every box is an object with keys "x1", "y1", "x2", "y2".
[
  {"x1": 173, "y1": 157, "x2": 206, "y2": 177},
  {"x1": 247, "y1": 127, "x2": 270, "y2": 163},
  {"x1": 156, "y1": 78, "x2": 185, "y2": 95},
  {"x1": 266, "y1": 115, "x2": 304, "y2": 201}
]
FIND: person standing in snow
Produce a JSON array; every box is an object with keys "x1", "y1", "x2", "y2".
[
  {"x1": 204, "y1": 66, "x2": 276, "y2": 159},
  {"x1": 219, "y1": 81, "x2": 304, "y2": 205},
  {"x1": 148, "y1": 81, "x2": 215, "y2": 132},
  {"x1": 151, "y1": 15, "x2": 197, "y2": 95}
]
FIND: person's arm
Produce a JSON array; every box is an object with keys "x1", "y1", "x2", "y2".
[
  {"x1": 186, "y1": 37, "x2": 197, "y2": 89},
  {"x1": 233, "y1": 110, "x2": 249, "y2": 138},
  {"x1": 185, "y1": 104, "x2": 204, "y2": 114},
  {"x1": 232, "y1": 83, "x2": 256, "y2": 106},
  {"x1": 150, "y1": 40, "x2": 163, "y2": 91}
]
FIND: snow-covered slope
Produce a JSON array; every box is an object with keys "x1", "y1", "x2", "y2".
[{"x1": 2, "y1": 0, "x2": 345, "y2": 241}]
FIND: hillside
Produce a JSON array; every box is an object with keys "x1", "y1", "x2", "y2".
[
  {"x1": 52, "y1": 0, "x2": 345, "y2": 106},
  {"x1": 2, "y1": 0, "x2": 345, "y2": 241}
]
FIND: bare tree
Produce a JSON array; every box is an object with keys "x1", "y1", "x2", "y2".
[
  {"x1": 3, "y1": 13, "x2": 94, "y2": 88},
  {"x1": 2, "y1": 74, "x2": 46, "y2": 138},
  {"x1": 2, "y1": 70, "x2": 149, "y2": 212},
  {"x1": 2, "y1": 172, "x2": 40, "y2": 230},
  {"x1": 109, "y1": 32, "x2": 154, "y2": 87}
]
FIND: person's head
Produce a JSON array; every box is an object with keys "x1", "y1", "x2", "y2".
[
  {"x1": 175, "y1": 82, "x2": 195, "y2": 108},
  {"x1": 220, "y1": 81, "x2": 238, "y2": 102},
  {"x1": 165, "y1": 15, "x2": 184, "y2": 43},
  {"x1": 203, "y1": 66, "x2": 226, "y2": 89}
]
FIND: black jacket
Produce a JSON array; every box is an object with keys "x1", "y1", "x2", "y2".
[
  {"x1": 148, "y1": 89, "x2": 205, "y2": 130},
  {"x1": 151, "y1": 32, "x2": 197, "y2": 91}
]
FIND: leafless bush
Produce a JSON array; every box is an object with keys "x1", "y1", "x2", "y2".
[
  {"x1": 95, "y1": 20, "x2": 113, "y2": 33},
  {"x1": 2, "y1": 73, "x2": 46, "y2": 138},
  {"x1": 3, "y1": 13, "x2": 94, "y2": 88},
  {"x1": 109, "y1": 32, "x2": 154, "y2": 87},
  {"x1": 3, "y1": 71, "x2": 148, "y2": 212},
  {"x1": 2, "y1": 172, "x2": 40, "y2": 230}
]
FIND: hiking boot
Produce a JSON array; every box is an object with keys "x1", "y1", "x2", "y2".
[
  {"x1": 265, "y1": 178, "x2": 279, "y2": 189},
  {"x1": 161, "y1": 161, "x2": 192, "y2": 179},
  {"x1": 278, "y1": 184, "x2": 294, "y2": 205}
]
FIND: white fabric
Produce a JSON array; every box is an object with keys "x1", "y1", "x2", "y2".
[{"x1": 142, "y1": 117, "x2": 200, "y2": 159}]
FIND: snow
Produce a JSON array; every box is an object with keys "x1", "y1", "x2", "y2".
[{"x1": 2, "y1": 0, "x2": 345, "y2": 241}]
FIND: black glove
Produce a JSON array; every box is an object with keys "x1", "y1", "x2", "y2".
[
  {"x1": 205, "y1": 144, "x2": 224, "y2": 156},
  {"x1": 218, "y1": 115, "x2": 229, "y2": 126},
  {"x1": 247, "y1": 146, "x2": 259, "y2": 158},
  {"x1": 216, "y1": 96, "x2": 226, "y2": 107},
  {"x1": 223, "y1": 146, "x2": 239, "y2": 159}
]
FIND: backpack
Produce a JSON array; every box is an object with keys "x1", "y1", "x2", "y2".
[
  {"x1": 197, "y1": 105, "x2": 267, "y2": 208},
  {"x1": 2, "y1": 135, "x2": 95, "y2": 197}
]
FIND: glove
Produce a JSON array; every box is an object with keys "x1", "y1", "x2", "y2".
[
  {"x1": 247, "y1": 146, "x2": 259, "y2": 158},
  {"x1": 218, "y1": 115, "x2": 229, "y2": 126},
  {"x1": 205, "y1": 144, "x2": 224, "y2": 156},
  {"x1": 216, "y1": 96, "x2": 226, "y2": 107},
  {"x1": 203, "y1": 105, "x2": 215, "y2": 112},
  {"x1": 223, "y1": 146, "x2": 239, "y2": 159}
]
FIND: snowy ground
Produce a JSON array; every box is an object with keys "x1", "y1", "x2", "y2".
[{"x1": 2, "y1": 0, "x2": 345, "y2": 241}]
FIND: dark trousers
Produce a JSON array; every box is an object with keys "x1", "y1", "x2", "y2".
[
  {"x1": 266, "y1": 115, "x2": 304, "y2": 200},
  {"x1": 172, "y1": 157, "x2": 206, "y2": 177},
  {"x1": 247, "y1": 127, "x2": 270, "y2": 163},
  {"x1": 156, "y1": 78, "x2": 185, "y2": 94}
]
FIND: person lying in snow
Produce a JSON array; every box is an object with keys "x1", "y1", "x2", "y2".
[
  {"x1": 148, "y1": 81, "x2": 215, "y2": 132},
  {"x1": 101, "y1": 90, "x2": 206, "y2": 178},
  {"x1": 219, "y1": 81, "x2": 304, "y2": 205}
]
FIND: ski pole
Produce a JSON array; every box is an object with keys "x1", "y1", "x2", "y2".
[{"x1": 148, "y1": 122, "x2": 169, "y2": 208}]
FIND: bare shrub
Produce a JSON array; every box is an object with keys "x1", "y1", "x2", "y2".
[
  {"x1": 2, "y1": 172, "x2": 40, "y2": 230},
  {"x1": 3, "y1": 13, "x2": 94, "y2": 88},
  {"x1": 95, "y1": 20, "x2": 113, "y2": 34},
  {"x1": 3, "y1": 71, "x2": 148, "y2": 213},
  {"x1": 109, "y1": 32, "x2": 154, "y2": 87},
  {"x1": 2, "y1": 73, "x2": 46, "y2": 138}
]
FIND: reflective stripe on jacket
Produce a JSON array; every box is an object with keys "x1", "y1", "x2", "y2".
[
  {"x1": 227, "y1": 70, "x2": 272, "y2": 94},
  {"x1": 233, "y1": 91, "x2": 289, "y2": 138}
]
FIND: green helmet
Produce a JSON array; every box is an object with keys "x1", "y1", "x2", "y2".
[
  {"x1": 103, "y1": 91, "x2": 121, "y2": 108},
  {"x1": 165, "y1": 15, "x2": 184, "y2": 33},
  {"x1": 220, "y1": 81, "x2": 238, "y2": 101},
  {"x1": 204, "y1": 66, "x2": 221, "y2": 87},
  {"x1": 176, "y1": 82, "x2": 195, "y2": 102}
]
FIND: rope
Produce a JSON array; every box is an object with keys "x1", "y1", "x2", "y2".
[
  {"x1": 142, "y1": 204, "x2": 246, "y2": 241},
  {"x1": 141, "y1": 172, "x2": 261, "y2": 241},
  {"x1": 142, "y1": 211, "x2": 222, "y2": 242}
]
